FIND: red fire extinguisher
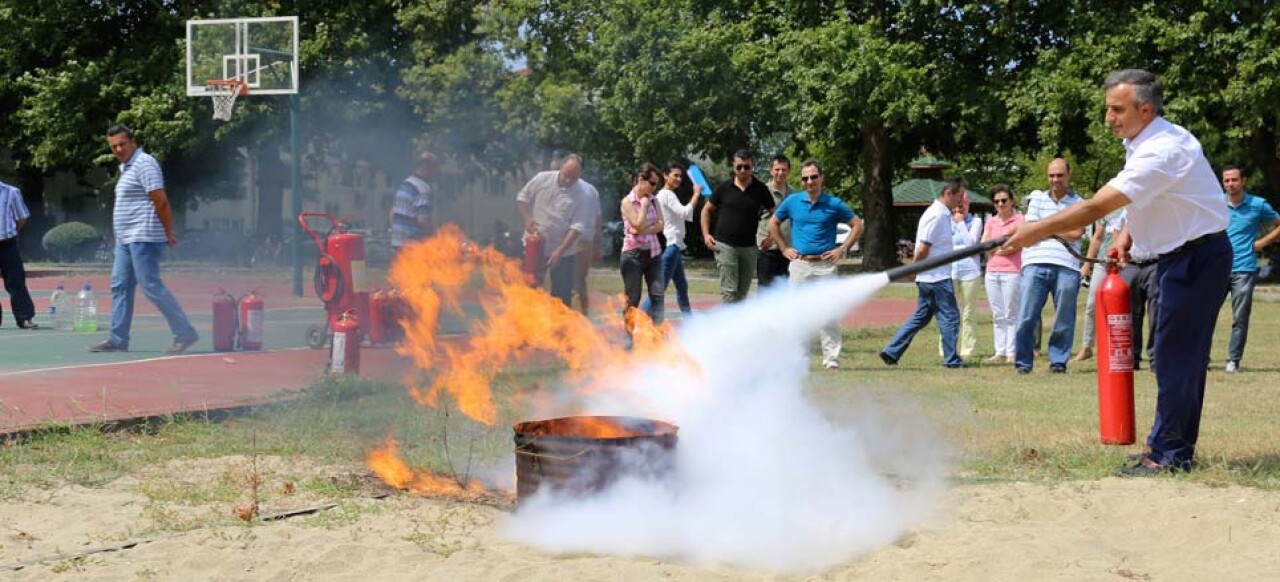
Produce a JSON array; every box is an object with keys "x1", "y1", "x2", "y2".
[
  {"x1": 1096, "y1": 262, "x2": 1135, "y2": 445},
  {"x1": 523, "y1": 231, "x2": 544, "y2": 287},
  {"x1": 239, "y1": 289, "x2": 265, "y2": 351},
  {"x1": 212, "y1": 290, "x2": 237, "y2": 352},
  {"x1": 368, "y1": 289, "x2": 388, "y2": 346},
  {"x1": 329, "y1": 309, "x2": 361, "y2": 376}
]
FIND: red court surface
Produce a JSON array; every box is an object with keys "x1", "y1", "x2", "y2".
[{"x1": 2, "y1": 270, "x2": 919, "y2": 435}]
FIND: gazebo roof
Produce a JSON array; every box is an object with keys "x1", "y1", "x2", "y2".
[
  {"x1": 908, "y1": 156, "x2": 955, "y2": 170},
  {"x1": 892, "y1": 178, "x2": 992, "y2": 207}
]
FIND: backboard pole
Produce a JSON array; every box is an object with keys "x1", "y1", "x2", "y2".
[{"x1": 291, "y1": 94, "x2": 303, "y2": 297}]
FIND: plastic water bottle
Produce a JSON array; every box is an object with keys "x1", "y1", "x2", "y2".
[
  {"x1": 74, "y1": 282, "x2": 99, "y2": 333},
  {"x1": 49, "y1": 284, "x2": 71, "y2": 331}
]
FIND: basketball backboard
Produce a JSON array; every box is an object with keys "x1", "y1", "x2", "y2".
[{"x1": 186, "y1": 16, "x2": 298, "y2": 97}]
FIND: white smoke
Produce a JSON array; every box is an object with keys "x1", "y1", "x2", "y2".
[{"x1": 505, "y1": 273, "x2": 951, "y2": 573}]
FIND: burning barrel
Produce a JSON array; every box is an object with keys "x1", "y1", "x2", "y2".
[{"x1": 513, "y1": 416, "x2": 678, "y2": 503}]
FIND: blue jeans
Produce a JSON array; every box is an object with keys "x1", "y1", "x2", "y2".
[
  {"x1": 882, "y1": 279, "x2": 962, "y2": 367},
  {"x1": 660, "y1": 245, "x2": 691, "y2": 314},
  {"x1": 109, "y1": 242, "x2": 198, "y2": 349},
  {"x1": 642, "y1": 245, "x2": 691, "y2": 314},
  {"x1": 1014, "y1": 264, "x2": 1080, "y2": 370},
  {"x1": 1226, "y1": 271, "x2": 1256, "y2": 363}
]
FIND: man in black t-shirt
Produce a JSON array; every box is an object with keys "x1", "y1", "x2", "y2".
[{"x1": 699, "y1": 149, "x2": 776, "y2": 303}]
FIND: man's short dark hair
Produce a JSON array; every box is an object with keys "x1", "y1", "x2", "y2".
[
  {"x1": 1222, "y1": 164, "x2": 1243, "y2": 176},
  {"x1": 771, "y1": 155, "x2": 791, "y2": 169},
  {"x1": 1104, "y1": 69, "x2": 1165, "y2": 115},
  {"x1": 107, "y1": 124, "x2": 134, "y2": 139},
  {"x1": 733, "y1": 149, "x2": 754, "y2": 162},
  {"x1": 941, "y1": 179, "x2": 964, "y2": 198},
  {"x1": 800, "y1": 159, "x2": 822, "y2": 175}
]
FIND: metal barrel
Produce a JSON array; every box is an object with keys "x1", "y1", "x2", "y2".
[
  {"x1": 884, "y1": 236, "x2": 1008, "y2": 282},
  {"x1": 513, "y1": 416, "x2": 678, "y2": 504}
]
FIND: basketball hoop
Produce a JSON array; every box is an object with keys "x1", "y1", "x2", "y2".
[{"x1": 206, "y1": 79, "x2": 248, "y2": 121}]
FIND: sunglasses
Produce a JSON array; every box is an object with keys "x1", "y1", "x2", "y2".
[
  {"x1": 993, "y1": 198, "x2": 1012, "y2": 204},
  {"x1": 799, "y1": 175, "x2": 820, "y2": 183},
  {"x1": 734, "y1": 164, "x2": 753, "y2": 171}
]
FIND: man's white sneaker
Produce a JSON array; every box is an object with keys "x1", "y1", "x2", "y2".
[{"x1": 1225, "y1": 360, "x2": 1239, "y2": 374}]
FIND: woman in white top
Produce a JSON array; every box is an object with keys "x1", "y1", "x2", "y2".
[{"x1": 650, "y1": 164, "x2": 701, "y2": 314}]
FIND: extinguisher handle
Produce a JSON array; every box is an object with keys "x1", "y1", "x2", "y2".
[{"x1": 298, "y1": 212, "x2": 340, "y2": 251}]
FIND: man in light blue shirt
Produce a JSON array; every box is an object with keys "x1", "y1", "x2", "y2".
[
  {"x1": 90, "y1": 125, "x2": 198, "y2": 354},
  {"x1": 1221, "y1": 165, "x2": 1280, "y2": 373},
  {"x1": 0, "y1": 180, "x2": 37, "y2": 328},
  {"x1": 768, "y1": 160, "x2": 863, "y2": 370}
]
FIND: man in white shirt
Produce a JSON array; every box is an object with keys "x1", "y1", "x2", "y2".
[
  {"x1": 1006, "y1": 69, "x2": 1230, "y2": 475},
  {"x1": 880, "y1": 180, "x2": 965, "y2": 368},
  {"x1": 1013, "y1": 158, "x2": 1085, "y2": 374},
  {"x1": 517, "y1": 154, "x2": 592, "y2": 306}
]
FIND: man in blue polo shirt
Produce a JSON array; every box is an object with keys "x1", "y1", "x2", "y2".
[
  {"x1": 769, "y1": 160, "x2": 863, "y2": 370},
  {"x1": 90, "y1": 125, "x2": 198, "y2": 354},
  {"x1": 1222, "y1": 165, "x2": 1280, "y2": 373}
]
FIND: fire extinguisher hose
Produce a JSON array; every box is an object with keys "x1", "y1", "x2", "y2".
[{"x1": 315, "y1": 254, "x2": 345, "y2": 305}]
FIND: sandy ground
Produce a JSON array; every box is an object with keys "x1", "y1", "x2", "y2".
[{"x1": 2, "y1": 458, "x2": 1279, "y2": 581}]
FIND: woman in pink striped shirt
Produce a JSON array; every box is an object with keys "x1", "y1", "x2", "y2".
[
  {"x1": 981, "y1": 184, "x2": 1024, "y2": 363},
  {"x1": 620, "y1": 164, "x2": 666, "y2": 334}
]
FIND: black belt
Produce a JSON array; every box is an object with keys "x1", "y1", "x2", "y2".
[
  {"x1": 1128, "y1": 258, "x2": 1158, "y2": 267},
  {"x1": 796, "y1": 254, "x2": 829, "y2": 262},
  {"x1": 1158, "y1": 231, "x2": 1226, "y2": 261}
]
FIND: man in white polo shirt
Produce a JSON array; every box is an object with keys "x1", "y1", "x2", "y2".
[
  {"x1": 879, "y1": 180, "x2": 965, "y2": 368},
  {"x1": 91, "y1": 125, "x2": 199, "y2": 354},
  {"x1": 1013, "y1": 158, "x2": 1085, "y2": 374},
  {"x1": 1006, "y1": 69, "x2": 1230, "y2": 475}
]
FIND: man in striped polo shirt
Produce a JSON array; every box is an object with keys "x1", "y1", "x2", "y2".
[
  {"x1": 90, "y1": 125, "x2": 198, "y2": 354},
  {"x1": 1013, "y1": 158, "x2": 1086, "y2": 374},
  {"x1": 0, "y1": 179, "x2": 37, "y2": 328}
]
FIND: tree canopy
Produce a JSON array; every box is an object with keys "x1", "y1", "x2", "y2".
[{"x1": 3, "y1": 1, "x2": 1278, "y2": 264}]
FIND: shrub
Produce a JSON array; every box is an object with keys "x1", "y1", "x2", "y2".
[{"x1": 42, "y1": 222, "x2": 103, "y2": 262}]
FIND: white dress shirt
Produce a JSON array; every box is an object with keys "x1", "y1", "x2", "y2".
[{"x1": 1106, "y1": 116, "x2": 1229, "y2": 255}]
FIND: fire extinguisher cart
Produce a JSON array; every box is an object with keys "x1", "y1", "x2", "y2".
[{"x1": 298, "y1": 212, "x2": 371, "y2": 349}]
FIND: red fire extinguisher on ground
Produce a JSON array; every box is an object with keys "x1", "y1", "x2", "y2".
[
  {"x1": 329, "y1": 309, "x2": 361, "y2": 376},
  {"x1": 368, "y1": 289, "x2": 388, "y2": 346},
  {"x1": 1096, "y1": 262, "x2": 1135, "y2": 445},
  {"x1": 523, "y1": 231, "x2": 544, "y2": 287},
  {"x1": 239, "y1": 289, "x2": 265, "y2": 351},
  {"x1": 212, "y1": 290, "x2": 237, "y2": 352}
]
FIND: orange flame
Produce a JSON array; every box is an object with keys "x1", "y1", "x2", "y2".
[
  {"x1": 367, "y1": 225, "x2": 704, "y2": 496},
  {"x1": 366, "y1": 436, "x2": 489, "y2": 495}
]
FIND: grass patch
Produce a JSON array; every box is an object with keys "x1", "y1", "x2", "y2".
[{"x1": 810, "y1": 291, "x2": 1280, "y2": 489}]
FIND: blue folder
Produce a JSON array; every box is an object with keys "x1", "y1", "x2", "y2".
[{"x1": 687, "y1": 163, "x2": 714, "y2": 197}]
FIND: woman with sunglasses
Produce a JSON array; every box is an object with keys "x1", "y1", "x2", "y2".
[
  {"x1": 981, "y1": 185, "x2": 1023, "y2": 364},
  {"x1": 619, "y1": 164, "x2": 667, "y2": 336}
]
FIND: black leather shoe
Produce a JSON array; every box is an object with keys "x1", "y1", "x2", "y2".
[
  {"x1": 17, "y1": 319, "x2": 38, "y2": 329},
  {"x1": 878, "y1": 351, "x2": 898, "y2": 366},
  {"x1": 1050, "y1": 364, "x2": 1067, "y2": 374}
]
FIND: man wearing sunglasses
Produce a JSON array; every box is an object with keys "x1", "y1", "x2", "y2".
[
  {"x1": 768, "y1": 160, "x2": 863, "y2": 370},
  {"x1": 700, "y1": 149, "x2": 776, "y2": 303}
]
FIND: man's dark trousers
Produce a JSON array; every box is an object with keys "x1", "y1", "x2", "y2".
[
  {"x1": 0, "y1": 237, "x2": 36, "y2": 324},
  {"x1": 1146, "y1": 234, "x2": 1230, "y2": 470},
  {"x1": 757, "y1": 248, "x2": 790, "y2": 288}
]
